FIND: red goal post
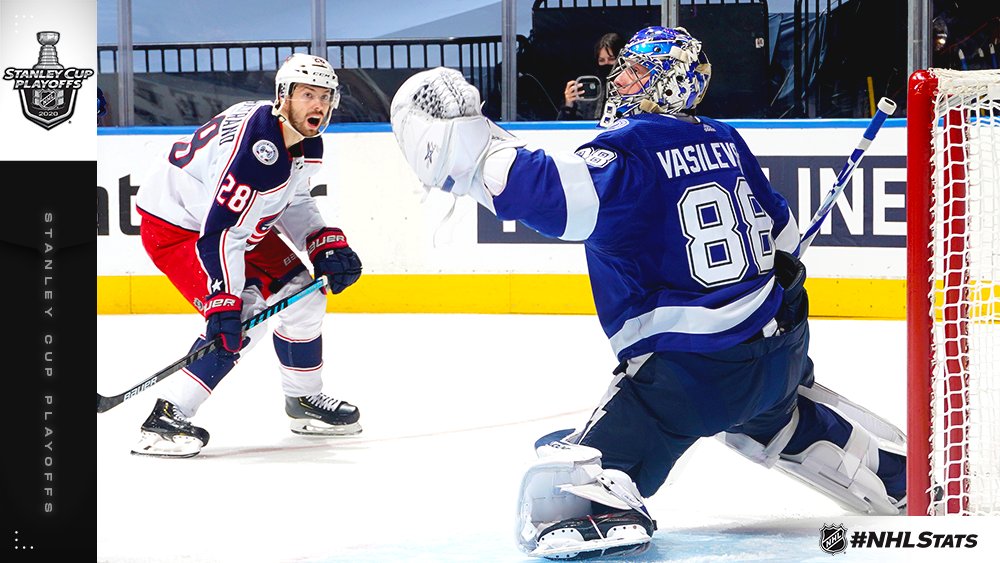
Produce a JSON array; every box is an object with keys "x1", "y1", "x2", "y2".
[{"x1": 906, "y1": 68, "x2": 1000, "y2": 516}]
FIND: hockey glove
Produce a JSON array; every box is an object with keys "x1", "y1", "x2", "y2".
[
  {"x1": 306, "y1": 227, "x2": 362, "y2": 294},
  {"x1": 203, "y1": 291, "x2": 245, "y2": 354}
]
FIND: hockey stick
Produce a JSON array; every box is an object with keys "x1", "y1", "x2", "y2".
[
  {"x1": 96, "y1": 276, "x2": 329, "y2": 414},
  {"x1": 798, "y1": 97, "x2": 897, "y2": 254}
]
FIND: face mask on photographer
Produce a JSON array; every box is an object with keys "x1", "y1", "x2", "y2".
[{"x1": 597, "y1": 46, "x2": 617, "y2": 79}]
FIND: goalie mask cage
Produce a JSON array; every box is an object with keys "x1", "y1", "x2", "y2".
[{"x1": 907, "y1": 68, "x2": 1000, "y2": 516}]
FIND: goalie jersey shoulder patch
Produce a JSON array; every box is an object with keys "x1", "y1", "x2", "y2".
[{"x1": 575, "y1": 147, "x2": 618, "y2": 168}]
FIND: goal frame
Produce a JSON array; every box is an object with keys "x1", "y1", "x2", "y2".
[
  {"x1": 906, "y1": 67, "x2": 998, "y2": 516},
  {"x1": 907, "y1": 68, "x2": 935, "y2": 517}
]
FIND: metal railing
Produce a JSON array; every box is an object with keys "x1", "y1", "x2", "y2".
[
  {"x1": 99, "y1": 37, "x2": 504, "y2": 73},
  {"x1": 97, "y1": 36, "x2": 510, "y2": 125}
]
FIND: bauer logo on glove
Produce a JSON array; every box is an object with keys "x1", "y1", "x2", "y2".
[
  {"x1": 203, "y1": 295, "x2": 240, "y2": 312},
  {"x1": 306, "y1": 227, "x2": 362, "y2": 294},
  {"x1": 306, "y1": 231, "x2": 347, "y2": 255}
]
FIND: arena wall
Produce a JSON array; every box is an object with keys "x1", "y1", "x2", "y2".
[{"x1": 97, "y1": 119, "x2": 908, "y2": 318}]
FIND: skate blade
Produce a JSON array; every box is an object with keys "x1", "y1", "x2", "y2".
[
  {"x1": 532, "y1": 524, "x2": 651, "y2": 560},
  {"x1": 130, "y1": 431, "x2": 203, "y2": 458},
  {"x1": 289, "y1": 419, "x2": 362, "y2": 436},
  {"x1": 531, "y1": 538, "x2": 650, "y2": 560}
]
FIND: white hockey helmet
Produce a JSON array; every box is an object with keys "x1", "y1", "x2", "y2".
[{"x1": 273, "y1": 53, "x2": 341, "y2": 113}]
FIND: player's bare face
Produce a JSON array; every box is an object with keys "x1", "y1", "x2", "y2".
[
  {"x1": 614, "y1": 63, "x2": 650, "y2": 95},
  {"x1": 287, "y1": 84, "x2": 333, "y2": 136}
]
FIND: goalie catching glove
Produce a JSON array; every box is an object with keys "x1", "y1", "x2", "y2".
[{"x1": 389, "y1": 67, "x2": 525, "y2": 209}]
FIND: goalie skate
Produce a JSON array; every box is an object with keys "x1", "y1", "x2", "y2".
[
  {"x1": 532, "y1": 510, "x2": 655, "y2": 560},
  {"x1": 285, "y1": 394, "x2": 362, "y2": 436},
  {"x1": 131, "y1": 399, "x2": 210, "y2": 458}
]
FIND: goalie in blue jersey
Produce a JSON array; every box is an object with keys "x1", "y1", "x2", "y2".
[{"x1": 391, "y1": 26, "x2": 908, "y2": 560}]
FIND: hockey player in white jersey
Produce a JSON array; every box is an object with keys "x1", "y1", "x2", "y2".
[
  {"x1": 131, "y1": 53, "x2": 363, "y2": 458},
  {"x1": 390, "y1": 27, "x2": 907, "y2": 559}
]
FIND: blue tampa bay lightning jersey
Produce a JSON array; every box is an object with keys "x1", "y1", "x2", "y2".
[{"x1": 491, "y1": 113, "x2": 800, "y2": 360}]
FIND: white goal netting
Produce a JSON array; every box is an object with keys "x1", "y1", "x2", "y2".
[{"x1": 926, "y1": 68, "x2": 1000, "y2": 516}]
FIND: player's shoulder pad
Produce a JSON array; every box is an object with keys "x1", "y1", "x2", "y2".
[
  {"x1": 694, "y1": 116, "x2": 744, "y2": 145},
  {"x1": 697, "y1": 115, "x2": 734, "y2": 134},
  {"x1": 301, "y1": 135, "x2": 323, "y2": 160},
  {"x1": 225, "y1": 104, "x2": 295, "y2": 187},
  {"x1": 242, "y1": 103, "x2": 285, "y2": 145},
  {"x1": 575, "y1": 145, "x2": 619, "y2": 169},
  {"x1": 575, "y1": 117, "x2": 639, "y2": 168},
  {"x1": 592, "y1": 114, "x2": 664, "y2": 146},
  {"x1": 227, "y1": 103, "x2": 291, "y2": 171},
  {"x1": 576, "y1": 116, "x2": 645, "y2": 168}
]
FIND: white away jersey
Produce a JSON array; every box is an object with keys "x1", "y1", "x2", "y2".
[{"x1": 136, "y1": 100, "x2": 327, "y2": 296}]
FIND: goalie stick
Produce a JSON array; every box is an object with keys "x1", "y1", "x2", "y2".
[
  {"x1": 96, "y1": 276, "x2": 329, "y2": 414},
  {"x1": 799, "y1": 97, "x2": 897, "y2": 254}
]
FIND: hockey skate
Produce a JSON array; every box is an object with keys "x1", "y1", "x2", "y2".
[
  {"x1": 533, "y1": 510, "x2": 655, "y2": 560},
  {"x1": 285, "y1": 393, "x2": 361, "y2": 436},
  {"x1": 131, "y1": 399, "x2": 210, "y2": 458}
]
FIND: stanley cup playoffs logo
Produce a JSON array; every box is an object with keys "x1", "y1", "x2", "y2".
[{"x1": 3, "y1": 31, "x2": 94, "y2": 130}]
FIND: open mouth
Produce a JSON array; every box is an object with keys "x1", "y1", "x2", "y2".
[{"x1": 306, "y1": 116, "x2": 322, "y2": 128}]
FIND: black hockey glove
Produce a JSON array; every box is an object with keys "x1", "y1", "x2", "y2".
[
  {"x1": 774, "y1": 250, "x2": 808, "y2": 331},
  {"x1": 306, "y1": 227, "x2": 362, "y2": 294},
  {"x1": 203, "y1": 291, "x2": 245, "y2": 354}
]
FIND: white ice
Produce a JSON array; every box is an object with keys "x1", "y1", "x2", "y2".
[{"x1": 97, "y1": 314, "x2": 998, "y2": 562}]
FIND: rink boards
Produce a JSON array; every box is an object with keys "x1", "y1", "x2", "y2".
[{"x1": 97, "y1": 119, "x2": 909, "y2": 319}]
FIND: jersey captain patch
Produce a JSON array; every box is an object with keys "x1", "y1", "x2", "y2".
[
  {"x1": 253, "y1": 140, "x2": 279, "y2": 165},
  {"x1": 575, "y1": 147, "x2": 618, "y2": 168}
]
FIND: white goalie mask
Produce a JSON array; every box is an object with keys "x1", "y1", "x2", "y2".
[
  {"x1": 272, "y1": 53, "x2": 341, "y2": 135},
  {"x1": 600, "y1": 26, "x2": 711, "y2": 127}
]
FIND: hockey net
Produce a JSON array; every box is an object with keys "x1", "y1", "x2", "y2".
[{"x1": 907, "y1": 68, "x2": 1000, "y2": 516}]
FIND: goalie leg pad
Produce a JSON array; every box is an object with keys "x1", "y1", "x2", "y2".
[
  {"x1": 516, "y1": 438, "x2": 654, "y2": 558},
  {"x1": 722, "y1": 400, "x2": 904, "y2": 515},
  {"x1": 719, "y1": 407, "x2": 800, "y2": 468},
  {"x1": 798, "y1": 382, "x2": 906, "y2": 455},
  {"x1": 775, "y1": 436, "x2": 903, "y2": 516}
]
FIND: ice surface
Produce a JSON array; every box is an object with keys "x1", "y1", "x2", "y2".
[{"x1": 97, "y1": 314, "x2": 998, "y2": 562}]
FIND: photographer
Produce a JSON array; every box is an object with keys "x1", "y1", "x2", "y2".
[{"x1": 557, "y1": 32, "x2": 625, "y2": 120}]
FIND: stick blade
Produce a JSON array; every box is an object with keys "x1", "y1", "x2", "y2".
[{"x1": 96, "y1": 393, "x2": 119, "y2": 414}]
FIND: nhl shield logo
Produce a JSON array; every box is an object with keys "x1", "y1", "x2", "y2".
[
  {"x1": 819, "y1": 523, "x2": 847, "y2": 555},
  {"x1": 2, "y1": 31, "x2": 94, "y2": 130}
]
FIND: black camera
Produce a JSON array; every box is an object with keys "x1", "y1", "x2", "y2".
[{"x1": 575, "y1": 75, "x2": 602, "y2": 101}]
